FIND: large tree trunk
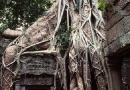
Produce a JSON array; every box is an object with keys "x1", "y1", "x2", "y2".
[
  {"x1": 2, "y1": 0, "x2": 107, "y2": 90},
  {"x1": 2, "y1": 2, "x2": 59, "y2": 90}
]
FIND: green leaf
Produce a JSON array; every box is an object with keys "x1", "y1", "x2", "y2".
[{"x1": 97, "y1": 1, "x2": 106, "y2": 11}]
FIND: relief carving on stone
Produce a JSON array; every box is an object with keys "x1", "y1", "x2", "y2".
[
  {"x1": 20, "y1": 76, "x2": 53, "y2": 85},
  {"x1": 20, "y1": 55, "x2": 56, "y2": 75}
]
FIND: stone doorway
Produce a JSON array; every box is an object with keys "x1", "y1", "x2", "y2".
[
  {"x1": 24, "y1": 86, "x2": 50, "y2": 90},
  {"x1": 14, "y1": 55, "x2": 58, "y2": 90},
  {"x1": 15, "y1": 75, "x2": 53, "y2": 90},
  {"x1": 15, "y1": 75, "x2": 62, "y2": 90},
  {"x1": 14, "y1": 55, "x2": 61, "y2": 90},
  {"x1": 122, "y1": 56, "x2": 130, "y2": 90}
]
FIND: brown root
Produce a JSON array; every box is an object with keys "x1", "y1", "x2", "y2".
[{"x1": 2, "y1": 28, "x2": 22, "y2": 39}]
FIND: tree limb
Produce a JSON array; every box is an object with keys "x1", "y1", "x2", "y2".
[{"x1": 2, "y1": 28, "x2": 22, "y2": 39}]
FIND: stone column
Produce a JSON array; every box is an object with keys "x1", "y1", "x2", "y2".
[
  {"x1": 15, "y1": 82, "x2": 20, "y2": 90},
  {"x1": 107, "y1": 57, "x2": 122, "y2": 90},
  {"x1": 15, "y1": 76, "x2": 21, "y2": 90}
]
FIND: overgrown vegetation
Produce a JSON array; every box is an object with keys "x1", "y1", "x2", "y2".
[
  {"x1": 2, "y1": 0, "x2": 108, "y2": 90},
  {"x1": 98, "y1": 0, "x2": 114, "y2": 11},
  {"x1": 0, "y1": 0, "x2": 55, "y2": 31},
  {"x1": 0, "y1": 23, "x2": 8, "y2": 37},
  {"x1": 57, "y1": 22, "x2": 71, "y2": 52}
]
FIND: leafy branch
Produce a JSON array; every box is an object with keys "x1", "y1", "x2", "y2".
[
  {"x1": 57, "y1": 22, "x2": 71, "y2": 52},
  {"x1": 0, "y1": 23, "x2": 8, "y2": 34},
  {"x1": 97, "y1": 0, "x2": 114, "y2": 11}
]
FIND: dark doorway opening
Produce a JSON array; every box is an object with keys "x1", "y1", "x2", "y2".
[
  {"x1": 122, "y1": 55, "x2": 130, "y2": 90},
  {"x1": 26, "y1": 85, "x2": 50, "y2": 90}
]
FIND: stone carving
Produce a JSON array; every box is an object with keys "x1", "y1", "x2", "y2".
[
  {"x1": 20, "y1": 75, "x2": 53, "y2": 85},
  {"x1": 20, "y1": 55, "x2": 56, "y2": 75}
]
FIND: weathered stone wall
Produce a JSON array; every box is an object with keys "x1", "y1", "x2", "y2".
[
  {"x1": 105, "y1": 1, "x2": 130, "y2": 90},
  {"x1": 105, "y1": 0, "x2": 130, "y2": 56}
]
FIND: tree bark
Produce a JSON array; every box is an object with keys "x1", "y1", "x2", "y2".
[
  {"x1": 2, "y1": 1, "x2": 59, "y2": 90},
  {"x1": 2, "y1": 28, "x2": 22, "y2": 39},
  {"x1": 2, "y1": 0, "x2": 107, "y2": 90}
]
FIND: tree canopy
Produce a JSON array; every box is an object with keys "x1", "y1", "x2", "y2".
[{"x1": 0, "y1": 0, "x2": 55, "y2": 32}]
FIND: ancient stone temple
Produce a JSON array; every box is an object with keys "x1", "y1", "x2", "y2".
[
  {"x1": 104, "y1": 0, "x2": 130, "y2": 90},
  {"x1": 14, "y1": 55, "x2": 62, "y2": 90},
  {"x1": 0, "y1": 0, "x2": 130, "y2": 90}
]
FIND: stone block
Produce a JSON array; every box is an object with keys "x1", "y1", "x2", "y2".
[
  {"x1": 105, "y1": 1, "x2": 130, "y2": 30},
  {"x1": 106, "y1": 15, "x2": 130, "y2": 45},
  {"x1": 118, "y1": 0, "x2": 130, "y2": 8},
  {"x1": 104, "y1": 10, "x2": 116, "y2": 20},
  {"x1": 105, "y1": 31, "x2": 130, "y2": 56},
  {"x1": 105, "y1": 13, "x2": 123, "y2": 31},
  {"x1": 123, "y1": 3, "x2": 130, "y2": 15}
]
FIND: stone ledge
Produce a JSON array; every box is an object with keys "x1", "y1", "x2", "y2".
[
  {"x1": 105, "y1": 30, "x2": 130, "y2": 56},
  {"x1": 105, "y1": 12, "x2": 124, "y2": 31},
  {"x1": 105, "y1": 1, "x2": 130, "y2": 31},
  {"x1": 106, "y1": 15, "x2": 130, "y2": 45}
]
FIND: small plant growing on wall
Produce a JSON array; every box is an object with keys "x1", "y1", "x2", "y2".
[{"x1": 98, "y1": 0, "x2": 115, "y2": 11}]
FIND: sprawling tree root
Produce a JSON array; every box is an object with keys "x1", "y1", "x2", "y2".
[
  {"x1": 2, "y1": 0, "x2": 107, "y2": 90},
  {"x1": 2, "y1": 28, "x2": 22, "y2": 39},
  {"x1": 2, "y1": 2, "x2": 58, "y2": 90}
]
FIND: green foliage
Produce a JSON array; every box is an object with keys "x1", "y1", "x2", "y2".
[
  {"x1": 97, "y1": 0, "x2": 114, "y2": 11},
  {"x1": 98, "y1": 1, "x2": 106, "y2": 11},
  {"x1": 0, "y1": 23, "x2": 8, "y2": 37},
  {"x1": 0, "y1": 39, "x2": 12, "y2": 56},
  {"x1": 22, "y1": 29, "x2": 38, "y2": 51},
  {"x1": 0, "y1": 24, "x2": 8, "y2": 33},
  {"x1": 22, "y1": 29, "x2": 30, "y2": 44},
  {"x1": 28, "y1": 46, "x2": 38, "y2": 51},
  {"x1": 74, "y1": 0, "x2": 80, "y2": 12},
  {"x1": 57, "y1": 22, "x2": 71, "y2": 52},
  {"x1": 0, "y1": 0, "x2": 54, "y2": 30}
]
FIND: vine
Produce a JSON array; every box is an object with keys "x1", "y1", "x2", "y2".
[{"x1": 2, "y1": 0, "x2": 108, "y2": 90}]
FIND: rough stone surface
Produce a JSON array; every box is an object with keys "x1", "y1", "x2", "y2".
[
  {"x1": 105, "y1": 1, "x2": 130, "y2": 48},
  {"x1": 105, "y1": 13, "x2": 123, "y2": 31},
  {"x1": 105, "y1": 1, "x2": 130, "y2": 90},
  {"x1": 118, "y1": 0, "x2": 130, "y2": 8},
  {"x1": 105, "y1": 0, "x2": 130, "y2": 55},
  {"x1": 106, "y1": 15, "x2": 130, "y2": 45},
  {"x1": 105, "y1": 31, "x2": 130, "y2": 56}
]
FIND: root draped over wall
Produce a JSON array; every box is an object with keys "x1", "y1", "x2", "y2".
[{"x1": 2, "y1": 0, "x2": 107, "y2": 90}]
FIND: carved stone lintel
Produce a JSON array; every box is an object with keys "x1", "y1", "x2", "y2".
[
  {"x1": 20, "y1": 55, "x2": 56, "y2": 75},
  {"x1": 20, "y1": 76, "x2": 53, "y2": 86}
]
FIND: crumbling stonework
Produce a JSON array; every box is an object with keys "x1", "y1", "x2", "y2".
[
  {"x1": 105, "y1": 0, "x2": 130, "y2": 56},
  {"x1": 104, "y1": 0, "x2": 130, "y2": 90}
]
